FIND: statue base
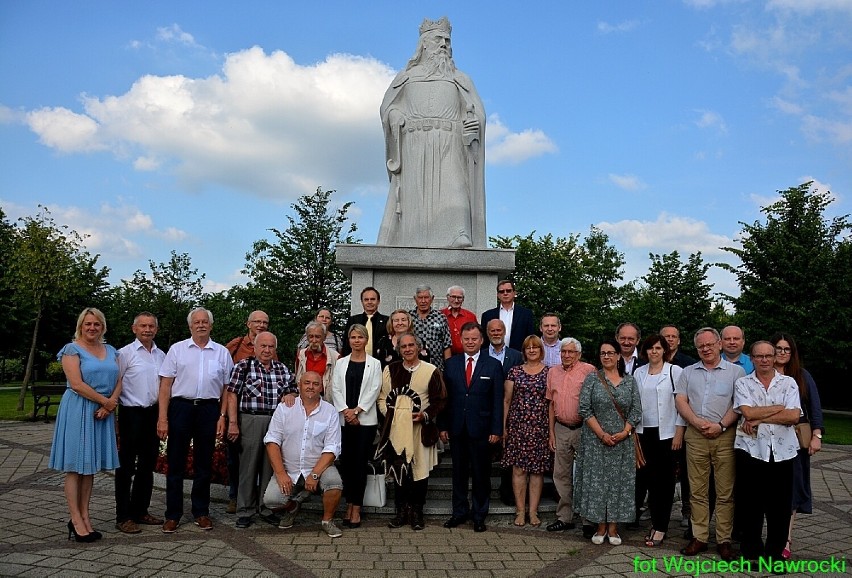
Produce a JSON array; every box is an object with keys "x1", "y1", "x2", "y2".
[{"x1": 335, "y1": 244, "x2": 515, "y2": 316}]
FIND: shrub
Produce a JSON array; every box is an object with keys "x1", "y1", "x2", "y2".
[{"x1": 46, "y1": 361, "x2": 65, "y2": 383}]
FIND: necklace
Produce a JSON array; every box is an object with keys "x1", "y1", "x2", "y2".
[{"x1": 404, "y1": 362, "x2": 421, "y2": 373}]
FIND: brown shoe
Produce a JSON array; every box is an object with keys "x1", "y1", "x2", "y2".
[
  {"x1": 226, "y1": 499, "x2": 237, "y2": 514},
  {"x1": 162, "y1": 519, "x2": 179, "y2": 534},
  {"x1": 680, "y1": 538, "x2": 708, "y2": 556},
  {"x1": 115, "y1": 520, "x2": 141, "y2": 534},
  {"x1": 136, "y1": 514, "x2": 164, "y2": 525},
  {"x1": 194, "y1": 516, "x2": 213, "y2": 530},
  {"x1": 717, "y1": 541, "x2": 735, "y2": 561}
]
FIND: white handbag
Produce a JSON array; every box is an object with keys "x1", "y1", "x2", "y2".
[{"x1": 363, "y1": 461, "x2": 387, "y2": 508}]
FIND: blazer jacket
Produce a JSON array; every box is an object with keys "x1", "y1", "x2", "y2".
[
  {"x1": 341, "y1": 311, "x2": 390, "y2": 357},
  {"x1": 330, "y1": 354, "x2": 383, "y2": 426},
  {"x1": 480, "y1": 305, "x2": 536, "y2": 351},
  {"x1": 438, "y1": 353, "x2": 505, "y2": 439}
]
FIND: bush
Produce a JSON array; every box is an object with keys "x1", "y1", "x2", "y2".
[
  {"x1": 46, "y1": 361, "x2": 65, "y2": 383},
  {"x1": 1, "y1": 358, "x2": 24, "y2": 383}
]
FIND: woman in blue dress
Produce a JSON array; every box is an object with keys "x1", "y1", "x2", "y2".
[{"x1": 49, "y1": 308, "x2": 121, "y2": 542}]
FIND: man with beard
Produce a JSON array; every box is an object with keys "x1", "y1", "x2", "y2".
[{"x1": 377, "y1": 16, "x2": 486, "y2": 248}]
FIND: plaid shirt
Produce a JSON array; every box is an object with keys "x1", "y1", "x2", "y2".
[
  {"x1": 226, "y1": 357, "x2": 296, "y2": 413},
  {"x1": 409, "y1": 308, "x2": 452, "y2": 371}
]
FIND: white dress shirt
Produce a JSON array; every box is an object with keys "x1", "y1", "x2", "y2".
[
  {"x1": 118, "y1": 339, "x2": 165, "y2": 407},
  {"x1": 159, "y1": 337, "x2": 233, "y2": 400}
]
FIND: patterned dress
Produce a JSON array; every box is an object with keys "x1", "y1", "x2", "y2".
[
  {"x1": 573, "y1": 371, "x2": 642, "y2": 523},
  {"x1": 49, "y1": 342, "x2": 120, "y2": 475},
  {"x1": 501, "y1": 365, "x2": 553, "y2": 473}
]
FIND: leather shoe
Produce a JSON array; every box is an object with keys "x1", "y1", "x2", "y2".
[
  {"x1": 162, "y1": 519, "x2": 179, "y2": 534},
  {"x1": 546, "y1": 520, "x2": 575, "y2": 532},
  {"x1": 115, "y1": 520, "x2": 141, "y2": 534},
  {"x1": 717, "y1": 541, "x2": 735, "y2": 561},
  {"x1": 136, "y1": 514, "x2": 164, "y2": 525},
  {"x1": 473, "y1": 521, "x2": 486, "y2": 533},
  {"x1": 194, "y1": 516, "x2": 213, "y2": 530},
  {"x1": 681, "y1": 538, "x2": 708, "y2": 556},
  {"x1": 443, "y1": 515, "x2": 469, "y2": 529}
]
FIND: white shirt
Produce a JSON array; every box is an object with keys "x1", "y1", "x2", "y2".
[
  {"x1": 465, "y1": 350, "x2": 481, "y2": 374},
  {"x1": 634, "y1": 362, "x2": 686, "y2": 439},
  {"x1": 734, "y1": 370, "x2": 801, "y2": 463},
  {"x1": 499, "y1": 305, "x2": 515, "y2": 349},
  {"x1": 118, "y1": 339, "x2": 165, "y2": 407},
  {"x1": 159, "y1": 337, "x2": 233, "y2": 400},
  {"x1": 263, "y1": 397, "x2": 341, "y2": 484}
]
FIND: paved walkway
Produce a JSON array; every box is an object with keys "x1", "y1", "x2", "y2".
[{"x1": 0, "y1": 420, "x2": 849, "y2": 577}]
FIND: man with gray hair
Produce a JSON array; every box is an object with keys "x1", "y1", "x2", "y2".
[
  {"x1": 157, "y1": 307, "x2": 234, "y2": 533},
  {"x1": 675, "y1": 327, "x2": 745, "y2": 561},
  {"x1": 441, "y1": 285, "x2": 477, "y2": 355},
  {"x1": 410, "y1": 285, "x2": 452, "y2": 371},
  {"x1": 295, "y1": 321, "x2": 339, "y2": 401},
  {"x1": 545, "y1": 338, "x2": 595, "y2": 532}
]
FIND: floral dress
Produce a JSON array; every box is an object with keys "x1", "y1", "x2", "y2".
[{"x1": 501, "y1": 365, "x2": 553, "y2": 473}]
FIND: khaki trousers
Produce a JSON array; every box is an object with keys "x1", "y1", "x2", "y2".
[
  {"x1": 552, "y1": 423, "x2": 581, "y2": 523},
  {"x1": 684, "y1": 425, "x2": 736, "y2": 543}
]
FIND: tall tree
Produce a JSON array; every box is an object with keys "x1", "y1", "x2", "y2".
[
  {"x1": 721, "y1": 182, "x2": 852, "y2": 401},
  {"x1": 243, "y1": 187, "x2": 358, "y2": 356},
  {"x1": 11, "y1": 206, "x2": 109, "y2": 410},
  {"x1": 492, "y1": 226, "x2": 625, "y2": 353}
]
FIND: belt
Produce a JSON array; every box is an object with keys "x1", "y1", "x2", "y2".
[
  {"x1": 407, "y1": 118, "x2": 458, "y2": 132},
  {"x1": 173, "y1": 397, "x2": 219, "y2": 406},
  {"x1": 558, "y1": 420, "x2": 582, "y2": 430},
  {"x1": 242, "y1": 409, "x2": 275, "y2": 416}
]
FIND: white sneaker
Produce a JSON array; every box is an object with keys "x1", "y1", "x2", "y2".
[{"x1": 322, "y1": 520, "x2": 342, "y2": 538}]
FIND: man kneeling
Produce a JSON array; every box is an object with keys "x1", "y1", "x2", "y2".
[{"x1": 263, "y1": 371, "x2": 343, "y2": 537}]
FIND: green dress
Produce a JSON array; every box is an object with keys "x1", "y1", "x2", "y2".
[{"x1": 573, "y1": 371, "x2": 642, "y2": 523}]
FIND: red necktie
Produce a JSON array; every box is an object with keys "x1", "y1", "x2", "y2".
[{"x1": 465, "y1": 357, "x2": 473, "y2": 387}]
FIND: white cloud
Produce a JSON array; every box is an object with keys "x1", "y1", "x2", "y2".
[
  {"x1": 485, "y1": 114, "x2": 557, "y2": 165},
  {"x1": 694, "y1": 109, "x2": 728, "y2": 133},
  {"x1": 608, "y1": 173, "x2": 647, "y2": 192},
  {"x1": 157, "y1": 24, "x2": 200, "y2": 47},
  {"x1": 26, "y1": 107, "x2": 104, "y2": 152},
  {"x1": 597, "y1": 20, "x2": 640, "y2": 34},
  {"x1": 597, "y1": 212, "x2": 731, "y2": 255}
]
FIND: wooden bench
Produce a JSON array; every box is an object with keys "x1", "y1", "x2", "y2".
[{"x1": 31, "y1": 384, "x2": 67, "y2": 422}]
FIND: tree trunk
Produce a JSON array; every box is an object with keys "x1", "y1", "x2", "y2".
[{"x1": 17, "y1": 308, "x2": 42, "y2": 412}]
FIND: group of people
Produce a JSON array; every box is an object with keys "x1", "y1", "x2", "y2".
[{"x1": 48, "y1": 280, "x2": 823, "y2": 560}]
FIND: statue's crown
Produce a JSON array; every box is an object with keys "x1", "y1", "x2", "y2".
[{"x1": 419, "y1": 16, "x2": 451, "y2": 36}]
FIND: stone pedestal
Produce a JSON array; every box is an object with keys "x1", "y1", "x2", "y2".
[{"x1": 335, "y1": 244, "x2": 515, "y2": 316}]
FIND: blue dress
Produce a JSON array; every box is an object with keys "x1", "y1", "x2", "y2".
[{"x1": 49, "y1": 343, "x2": 120, "y2": 474}]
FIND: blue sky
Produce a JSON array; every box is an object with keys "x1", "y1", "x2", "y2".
[{"x1": 2, "y1": 1, "x2": 850, "y2": 299}]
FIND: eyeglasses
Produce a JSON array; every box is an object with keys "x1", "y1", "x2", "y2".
[
  {"x1": 696, "y1": 341, "x2": 719, "y2": 350},
  {"x1": 448, "y1": 295, "x2": 464, "y2": 300},
  {"x1": 600, "y1": 351, "x2": 617, "y2": 357},
  {"x1": 775, "y1": 347, "x2": 792, "y2": 354},
  {"x1": 497, "y1": 289, "x2": 514, "y2": 294},
  {"x1": 753, "y1": 354, "x2": 775, "y2": 360}
]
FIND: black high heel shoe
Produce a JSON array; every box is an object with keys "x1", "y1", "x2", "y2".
[{"x1": 67, "y1": 520, "x2": 97, "y2": 543}]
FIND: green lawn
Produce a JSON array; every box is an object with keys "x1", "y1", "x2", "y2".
[
  {"x1": 823, "y1": 413, "x2": 852, "y2": 445},
  {"x1": 0, "y1": 384, "x2": 61, "y2": 420}
]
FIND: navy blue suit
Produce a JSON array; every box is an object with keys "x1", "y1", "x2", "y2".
[
  {"x1": 480, "y1": 305, "x2": 536, "y2": 351},
  {"x1": 438, "y1": 352, "x2": 504, "y2": 522}
]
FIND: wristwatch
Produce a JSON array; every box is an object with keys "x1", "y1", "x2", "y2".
[
  {"x1": 718, "y1": 422, "x2": 727, "y2": 432},
  {"x1": 310, "y1": 472, "x2": 319, "y2": 481}
]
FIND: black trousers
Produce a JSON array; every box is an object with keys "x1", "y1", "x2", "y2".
[
  {"x1": 165, "y1": 400, "x2": 218, "y2": 521},
  {"x1": 636, "y1": 428, "x2": 677, "y2": 534},
  {"x1": 115, "y1": 404, "x2": 159, "y2": 522},
  {"x1": 450, "y1": 429, "x2": 492, "y2": 522},
  {"x1": 737, "y1": 449, "x2": 794, "y2": 560},
  {"x1": 339, "y1": 423, "x2": 377, "y2": 507}
]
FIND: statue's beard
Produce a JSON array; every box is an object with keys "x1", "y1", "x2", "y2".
[{"x1": 423, "y1": 50, "x2": 456, "y2": 78}]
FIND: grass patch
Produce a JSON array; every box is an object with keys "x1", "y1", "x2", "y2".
[
  {"x1": 0, "y1": 384, "x2": 60, "y2": 421},
  {"x1": 823, "y1": 413, "x2": 852, "y2": 445}
]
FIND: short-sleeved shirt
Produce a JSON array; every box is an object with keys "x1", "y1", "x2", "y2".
[
  {"x1": 734, "y1": 371, "x2": 801, "y2": 462},
  {"x1": 226, "y1": 358, "x2": 296, "y2": 413},
  {"x1": 675, "y1": 358, "x2": 745, "y2": 423},
  {"x1": 118, "y1": 339, "x2": 166, "y2": 407},
  {"x1": 159, "y1": 337, "x2": 234, "y2": 400},
  {"x1": 546, "y1": 361, "x2": 596, "y2": 425},
  {"x1": 440, "y1": 307, "x2": 478, "y2": 355},
  {"x1": 263, "y1": 397, "x2": 341, "y2": 484},
  {"x1": 410, "y1": 309, "x2": 452, "y2": 371}
]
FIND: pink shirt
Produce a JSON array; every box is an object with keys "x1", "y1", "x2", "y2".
[{"x1": 546, "y1": 361, "x2": 596, "y2": 425}]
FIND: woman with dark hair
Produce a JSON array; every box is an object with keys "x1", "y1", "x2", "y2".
[
  {"x1": 574, "y1": 338, "x2": 641, "y2": 545},
  {"x1": 502, "y1": 335, "x2": 552, "y2": 527},
  {"x1": 331, "y1": 324, "x2": 382, "y2": 528},
  {"x1": 633, "y1": 334, "x2": 685, "y2": 547},
  {"x1": 49, "y1": 308, "x2": 121, "y2": 542},
  {"x1": 769, "y1": 332, "x2": 824, "y2": 560}
]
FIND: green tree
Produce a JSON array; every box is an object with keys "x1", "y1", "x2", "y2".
[
  {"x1": 492, "y1": 226, "x2": 625, "y2": 353},
  {"x1": 11, "y1": 206, "x2": 109, "y2": 409},
  {"x1": 721, "y1": 182, "x2": 852, "y2": 399},
  {"x1": 243, "y1": 187, "x2": 358, "y2": 357},
  {"x1": 615, "y1": 251, "x2": 718, "y2": 345}
]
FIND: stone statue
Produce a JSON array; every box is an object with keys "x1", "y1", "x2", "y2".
[{"x1": 377, "y1": 17, "x2": 486, "y2": 248}]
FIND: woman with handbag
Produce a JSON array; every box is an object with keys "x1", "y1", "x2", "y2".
[
  {"x1": 769, "y1": 332, "x2": 824, "y2": 559},
  {"x1": 376, "y1": 332, "x2": 447, "y2": 530},
  {"x1": 573, "y1": 338, "x2": 642, "y2": 545},
  {"x1": 331, "y1": 324, "x2": 383, "y2": 528},
  {"x1": 633, "y1": 334, "x2": 685, "y2": 547}
]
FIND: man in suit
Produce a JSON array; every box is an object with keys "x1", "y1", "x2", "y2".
[
  {"x1": 480, "y1": 280, "x2": 535, "y2": 351},
  {"x1": 484, "y1": 319, "x2": 523, "y2": 376},
  {"x1": 439, "y1": 322, "x2": 505, "y2": 533},
  {"x1": 341, "y1": 287, "x2": 389, "y2": 358}
]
